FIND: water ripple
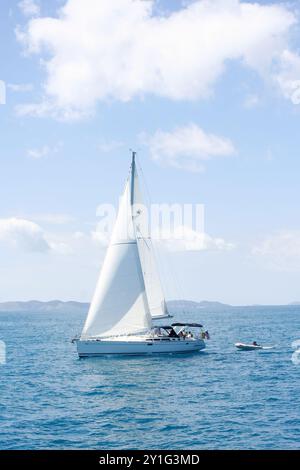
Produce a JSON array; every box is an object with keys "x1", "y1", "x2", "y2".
[{"x1": 0, "y1": 306, "x2": 300, "y2": 449}]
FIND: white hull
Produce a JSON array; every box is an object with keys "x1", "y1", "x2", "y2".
[{"x1": 77, "y1": 336, "x2": 205, "y2": 356}]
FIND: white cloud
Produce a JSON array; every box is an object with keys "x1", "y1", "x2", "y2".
[
  {"x1": 0, "y1": 80, "x2": 6, "y2": 105},
  {"x1": 15, "y1": 99, "x2": 92, "y2": 121},
  {"x1": 7, "y1": 83, "x2": 33, "y2": 92},
  {"x1": 156, "y1": 225, "x2": 235, "y2": 252},
  {"x1": 18, "y1": 0, "x2": 40, "y2": 17},
  {"x1": 50, "y1": 227, "x2": 110, "y2": 254},
  {"x1": 142, "y1": 123, "x2": 236, "y2": 172},
  {"x1": 16, "y1": 0, "x2": 299, "y2": 119},
  {"x1": 27, "y1": 142, "x2": 62, "y2": 159},
  {"x1": 252, "y1": 230, "x2": 300, "y2": 271},
  {"x1": 48, "y1": 240, "x2": 73, "y2": 255},
  {"x1": 91, "y1": 229, "x2": 110, "y2": 247},
  {"x1": 27, "y1": 145, "x2": 50, "y2": 159},
  {"x1": 275, "y1": 50, "x2": 300, "y2": 105},
  {"x1": 31, "y1": 213, "x2": 75, "y2": 225},
  {"x1": 0, "y1": 218, "x2": 50, "y2": 252},
  {"x1": 0, "y1": 217, "x2": 83, "y2": 255}
]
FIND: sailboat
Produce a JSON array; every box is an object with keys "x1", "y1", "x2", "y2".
[{"x1": 75, "y1": 152, "x2": 206, "y2": 356}]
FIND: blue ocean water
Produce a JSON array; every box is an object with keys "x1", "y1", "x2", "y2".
[{"x1": 0, "y1": 306, "x2": 300, "y2": 450}]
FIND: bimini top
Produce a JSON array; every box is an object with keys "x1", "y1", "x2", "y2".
[
  {"x1": 152, "y1": 325, "x2": 174, "y2": 330},
  {"x1": 172, "y1": 322, "x2": 203, "y2": 328}
]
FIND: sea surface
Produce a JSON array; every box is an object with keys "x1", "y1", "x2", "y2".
[{"x1": 0, "y1": 305, "x2": 300, "y2": 450}]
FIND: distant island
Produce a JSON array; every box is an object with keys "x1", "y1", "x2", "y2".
[
  {"x1": 0, "y1": 299, "x2": 230, "y2": 313},
  {"x1": 0, "y1": 299, "x2": 299, "y2": 313},
  {"x1": 167, "y1": 300, "x2": 232, "y2": 312},
  {"x1": 0, "y1": 300, "x2": 89, "y2": 313}
]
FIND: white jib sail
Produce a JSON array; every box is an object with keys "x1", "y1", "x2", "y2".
[
  {"x1": 131, "y1": 165, "x2": 170, "y2": 320},
  {"x1": 137, "y1": 236, "x2": 170, "y2": 319},
  {"x1": 81, "y1": 172, "x2": 152, "y2": 339}
]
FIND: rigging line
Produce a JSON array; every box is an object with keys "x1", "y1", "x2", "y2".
[
  {"x1": 136, "y1": 155, "x2": 153, "y2": 208},
  {"x1": 136, "y1": 158, "x2": 170, "y2": 290},
  {"x1": 137, "y1": 155, "x2": 186, "y2": 313},
  {"x1": 136, "y1": 226, "x2": 151, "y2": 250},
  {"x1": 159, "y1": 241, "x2": 187, "y2": 316},
  {"x1": 168, "y1": 252, "x2": 188, "y2": 317},
  {"x1": 136, "y1": 155, "x2": 187, "y2": 315}
]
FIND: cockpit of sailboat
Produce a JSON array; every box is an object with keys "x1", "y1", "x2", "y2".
[{"x1": 149, "y1": 323, "x2": 206, "y2": 340}]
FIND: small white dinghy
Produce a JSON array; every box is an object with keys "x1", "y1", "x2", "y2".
[{"x1": 235, "y1": 342, "x2": 274, "y2": 351}]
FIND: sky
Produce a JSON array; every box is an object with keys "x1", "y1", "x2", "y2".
[{"x1": 0, "y1": 0, "x2": 300, "y2": 305}]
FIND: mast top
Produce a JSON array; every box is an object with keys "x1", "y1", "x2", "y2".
[
  {"x1": 130, "y1": 150, "x2": 136, "y2": 206},
  {"x1": 131, "y1": 150, "x2": 136, "y2": 165}
]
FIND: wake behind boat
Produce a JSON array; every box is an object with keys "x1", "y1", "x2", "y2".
[{"x1": 74, "y1": 152, "x2": 207, "y2": 356}]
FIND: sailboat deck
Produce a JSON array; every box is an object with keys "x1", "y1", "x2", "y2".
[{"x1": 84, "y1": 335, "x2": 199, "y2": 343}]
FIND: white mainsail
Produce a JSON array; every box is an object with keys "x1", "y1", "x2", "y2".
[{"x1": 81, "y1": 153, "x2": 168, "y2": 339}]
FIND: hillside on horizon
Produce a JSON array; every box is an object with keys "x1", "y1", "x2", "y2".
[
  {"x1": 0, "y1": 299, "x2": 229, "y2": 313},
  {"x1": 0, "y1": 299, "x2": 299, "y2": 313}
]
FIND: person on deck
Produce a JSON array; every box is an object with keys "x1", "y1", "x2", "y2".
[{"x1": 168, "y1": 328, "x2": 177, "y2": 338}]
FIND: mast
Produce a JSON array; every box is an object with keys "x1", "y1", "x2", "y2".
[{"x1": 130, "y1": 150, "x2": 136, "y2": 206}]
